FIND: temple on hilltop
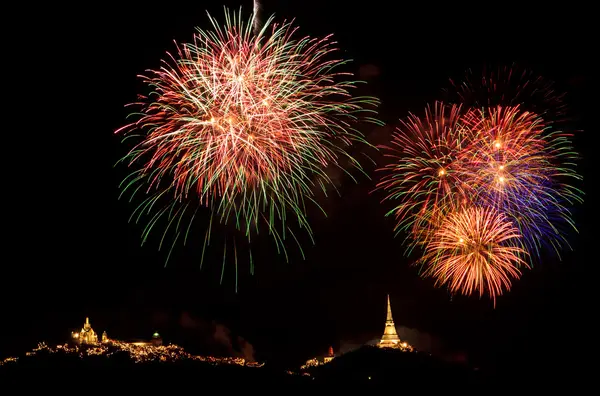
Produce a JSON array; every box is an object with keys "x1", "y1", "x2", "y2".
[
  {"x1": 300, "y1": 346, "x2": 336, "y2": 369},
  {"x1": 72, "y1": 317, "x2": 99, "y2": 345},
  {"x1": 378, "y1": 295, "x2": 414, "y2": 352},
  {"x1": 323, "y1": 346, "x2": 335, "y2": 363}
]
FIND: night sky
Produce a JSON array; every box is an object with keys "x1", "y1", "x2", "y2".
[{"x1": 3, "y1": 0, "x2": 593, "y2": 378}]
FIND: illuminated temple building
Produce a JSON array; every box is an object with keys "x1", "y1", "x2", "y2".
[
  {"x1": 378, "y1": 295, "x2": 413, "y2": 351},
  {"x1": 323, "y1": 346, "x2": 334, "y2": 363},
  {"x1": 301, "y1": 346, "x2": 336, "y2": 369},
  {"x1": 72, "y1": 317, "x2": 100, "y2": 345}
]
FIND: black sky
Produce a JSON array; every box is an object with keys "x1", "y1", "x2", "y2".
[{"x1": 3, "y1": 0, "x2": 594, "y2": 379}]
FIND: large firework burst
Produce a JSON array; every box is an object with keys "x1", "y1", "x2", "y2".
[
  {"x1": 420, "y1": 206, "x2": 528, "y2": 303},
  {"x1": 116, "y1": 8, "x2": 380, "y2": 272}
]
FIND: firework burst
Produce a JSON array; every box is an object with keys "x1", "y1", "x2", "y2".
[
  {"x1": 116, "y1": 8, "x2": 380, "y2": 275},
  {"x1": 420, "y1": 206, "x2": 528, "y2": 303},
  {"x1": 446, "y1": 64, "x2": 569, "y2": 126},
  {"x1": 376, "y1": 102, "x2": 475, "y2": 248},
  {"x1": 459, "y1": 105, "x2": 583, "y2": 259}
]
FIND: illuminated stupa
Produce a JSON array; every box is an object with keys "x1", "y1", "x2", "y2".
[{"x1": 378, "y1": 295, "x2": 413, "y2": 351}]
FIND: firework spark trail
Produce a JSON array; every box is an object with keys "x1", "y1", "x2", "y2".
[
  {"x1": 420, "y1": 206, "x2": 528, "y2": 303},
  {"x1": 116, "y1": 8, "x2": 381, "y2": 279},
  {"x1": 253, "y1": 0, "x2": 261, "y2": 35}
]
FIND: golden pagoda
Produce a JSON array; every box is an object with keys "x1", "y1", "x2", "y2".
[
  {"x1": 378, "y1": 295, "x2": 413, "y2": 351},
  {"x1": 72, "y1": 317, "x2": 98, "y2": 345}
]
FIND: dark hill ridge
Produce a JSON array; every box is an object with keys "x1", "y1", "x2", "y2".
[
  {"x1": 0, "y1": 347, "x2": 305, "y2": 387},
  {"x1": 1, "y1": 343, "x2": 487, "y2": 388},
  {"x1": 308, "y1": 346, "x2": 487, "y2": 386}
]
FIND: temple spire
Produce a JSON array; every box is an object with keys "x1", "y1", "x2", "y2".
[{"x1": 386, "y1": 294, "x2": 394, "y2": 322}]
